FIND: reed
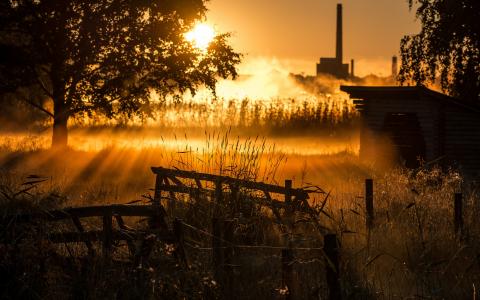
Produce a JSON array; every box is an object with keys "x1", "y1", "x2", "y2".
[{"x1": 1, "y1": 132, "x2": 479, "y2": 299}]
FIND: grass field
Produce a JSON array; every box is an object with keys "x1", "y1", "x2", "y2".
[{"x1": 1, "y1": 127, "x2": 479, "y2": 299}]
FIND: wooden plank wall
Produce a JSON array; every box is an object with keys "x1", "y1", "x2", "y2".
[
  {"x1": 358, "y1": 92, "x2": 479, "y2": 179},
  {"x1": 444, "y1": 105, "x2": 480, "y2": 178},
  {"x1": 361, "y1": 94, "x2": 441, "y2": 162}
]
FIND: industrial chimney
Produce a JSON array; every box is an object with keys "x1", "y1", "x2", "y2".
[
  {"x1": 350, "y1": 59, "x2": 355, "y2": 78},
  {"x1": 336, "y1": 4, "x2": 343, "y2": 64},
  {"x1": 316, "y1": 3, "x2": 349, "y2": 78}
]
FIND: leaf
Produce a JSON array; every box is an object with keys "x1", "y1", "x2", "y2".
[
  {"x1": 321, "y1": 210, "x2": 333, "y2": 220},
  {"x1": 1, "y1": 191, "x2": 12, "y2": 201},
  {"x1": 21, "y1": 179, "x2": 48, "y2": 186},
  {"x1": 126, "y1": 199, "x2": 142, "y2": 205},
  {"x1": 142, "y1": 194, "x2": 153, "y2": 200},
  {"x1": 350, "y1": 209, "x2": 361, "y2": 216},
  {"x1": 365, "y1": 253, "x2": 384, "y2": 268},
  {"x1": 26, "y1": 175, "x2": 46, "y2": 179},
  {"x1": 13, "y1": 185, "x2": 36, "y2": 197},
  {"x1": 405, "y1": 202, "x2": 415, "y2": 209},
  {"x1": 317, "y1": 190, "x2": 331, "y2": 213}
]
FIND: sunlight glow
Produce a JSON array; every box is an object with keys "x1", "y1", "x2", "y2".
[{"x1": 185, "y1": 23, "x2": 215, "y2": 50}]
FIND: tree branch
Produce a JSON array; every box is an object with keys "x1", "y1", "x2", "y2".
[
  {"x1": 35, "y1": 76, "x2": 54, "y2": 99},
  {"x1": 67, "y1": 96, "x2": 120, "y2": 116},
  {"x1": 21, "y1": 96, "x2": 54, "y2": 118}
]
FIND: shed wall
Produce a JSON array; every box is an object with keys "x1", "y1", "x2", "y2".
[
  {"x1": 444, "y1": 106, "x2": 480, "y2": 177},
  {"x1": 361, "y1": 96, "x2": 441, "y2": 162}
]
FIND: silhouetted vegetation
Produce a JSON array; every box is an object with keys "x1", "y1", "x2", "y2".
[
  {"x1": 1, "y1": 136, "x2": 479, "y2": 299},
  {"x1": 399, "y1": 0, "x2": 480, "y2": 102},
  {"x1": 0, "y1": 0, "x2": 240, "y2": 147},
  {"x1": 1, "y1": 0, "x2": 479, "y2": 298}
]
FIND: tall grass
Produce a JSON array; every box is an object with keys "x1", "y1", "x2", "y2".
[
  {"x1": 324, "y1": 166, "x2": 479, "y2": 299},
  {"x1": 1, "y1": 131, "x2": 479, "y2": 299},
  {"x1": 69, "y1": 94, "x2": 359, "y2": 134}
]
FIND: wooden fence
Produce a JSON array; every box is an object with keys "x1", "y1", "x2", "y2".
[
  {"x1": 363, "y1": 178, "x2": 466, "y2": 238},
  {"x1": 151, "y1": 167, "x2": 330, "y2": 299},
  {"x1": 4, "y1": 166, "x2": 469, "y2": 300},
  {"x1": 3, "y1": 203, "x2": 188, "y2": 267},
  {"x1": 2, "y1": 167, "x2": 335, "y2": 299}
]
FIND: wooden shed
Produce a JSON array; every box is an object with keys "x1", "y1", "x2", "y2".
[{"x1": 340, "y1": 85, "x2": 480, "y2": 178}]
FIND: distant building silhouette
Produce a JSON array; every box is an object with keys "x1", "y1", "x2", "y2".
[
  {"x1": 391, "y1": 56, "x2": 398, "y2": 81},
  {"x1": 316, "y1": 4, "x2": 350, "y2": 79},
  {"x1": 350, "y1": 59, "x2": 355, "y2": 77}
]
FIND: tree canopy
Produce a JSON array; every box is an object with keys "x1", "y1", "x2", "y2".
[
  {"x1": 399, "y1": 0, "x2": 480, "y2": 102},
  {"x1": 0, "y1": 0, "x2": 241, "y2": 147}
]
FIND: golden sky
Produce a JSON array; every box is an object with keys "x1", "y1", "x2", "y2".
[{"x1": 207, "y1": 0, "x2": 420, "y2": 76}]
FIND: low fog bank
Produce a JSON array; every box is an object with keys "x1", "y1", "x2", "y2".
[
  {"x1": 0, "y1": 56, "x2": 398, "y2": 133},
  {"x1": 191, "y1": 56, "x2": 398, "y2": 101},
  {"x1": 0, "y1": 128, "x2": 359, "y2": 155}
]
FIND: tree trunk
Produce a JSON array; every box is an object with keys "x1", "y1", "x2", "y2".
[{"x1": 51, "y1": 100, "x2": 69, "y2": 148}]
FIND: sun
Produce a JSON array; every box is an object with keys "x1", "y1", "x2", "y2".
[{"x1": 185, "y1": 23, "x2": 215, "y2": 51}]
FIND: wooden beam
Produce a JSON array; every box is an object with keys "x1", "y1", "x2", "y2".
[
  {"x1": 163, "y1": 177, "x2": 178, "y2": 214},
  {"x1": 13, "y1": 205, "x2": 163, "y2": 222},
  {"x1": 103, "y1": 211, "x2": 113, "y2": 263},
  {"x1": 155, "y1": 184, "x2": 215, "y2": 198},
  {"x1": 154, "y1": 184, "x2": 306, "y2": 212},
  {"x1": 151, "y1": 167, "x2": 309, "y2": 197},
  {"x1": 167, "y1": 175, "x2": 185, "y2": 187},
  {"x1": 263, "y1": 190, "x2": 285, "y2": 229},
  {"x1": 46, "y1": 229, "x2": 175, "y2": 244},
  {"x1": 153, "y1": 175, "x2": 164, "y2": 205},
  {"x1": 114, "y1": 215, "x2": 136, "y2": 256},
  {"x1": 173, "y1": 218, "x2": 189, "y2": 268},
  {"x1": 71, "y1": 216, "x2": 95, "y2": 257},
  {"x1": 214, "y1": 179, "x2": 223, "y2": 217}
]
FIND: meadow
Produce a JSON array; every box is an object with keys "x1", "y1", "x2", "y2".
[{"x1": 1, "y1": 91, "x2": 479, "y2": 299}]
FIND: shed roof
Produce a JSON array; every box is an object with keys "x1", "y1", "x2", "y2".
[{"x1": 340, "y1": 85, "x2": 480, "y2": 113}]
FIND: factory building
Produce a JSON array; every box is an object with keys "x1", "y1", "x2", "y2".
[{"x1": 316, "y1": 4, "x2": 350, "y2": 79}]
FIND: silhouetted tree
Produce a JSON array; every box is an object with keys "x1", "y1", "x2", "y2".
[
  {"x1": 399, "y1": 0, "x2": 479, "y2": 102},
  {"x1": 0, "y1": 0, "x2": 240, "y2": 147}
]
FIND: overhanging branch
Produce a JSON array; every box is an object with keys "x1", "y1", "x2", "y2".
[
  {"x1": 21, "y1": 96, "x2": 54, "y2": 118},
  {"x1": 33, "y1": 68, "x2": 54, "y2": 98}
]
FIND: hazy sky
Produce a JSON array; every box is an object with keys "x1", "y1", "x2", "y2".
[{"x1": 207, "y1": 0, "x2": 420, "y2": 76}]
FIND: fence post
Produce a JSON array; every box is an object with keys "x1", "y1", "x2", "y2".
[
  {"x1": 173, "y1": 218, "x2": 188, "y2": 268},
  {"x1": 282, "y1": 179, "x2": 297, "y2": 299},
  {"x1": 215, "y1": 179, "x2": 223, "y2": 217},
  {"x1": 284, "y1": 180, "x2": 294, "y2": 242},
  {"x1": 324, "y1": 234, "x2": 341, "y2": 300},
  {"x1": 163, "y1": 177, "x2": 177, "y2": 215},
  {"x1": 365, "y1": 179, "x2": 374, "y2": 231},
  {"x1": 102, "y1": 210, "x2": 113, "y2": 264},
  {"x1": 454, "y1": 193, "x2": 463, "y2": 237},
  {"x1": 212, "y1": 217, "x2": 224, "y2": 286},
  {"x1": 282, "y1": 248, "x2": 295, "y2": 300},
  {"x1": 284, "y1": 180, "x2": 293, "y2": 204},
  {"x1": 229, "y1": 184, "x2": 240, "y2": 216},
  {"x1": 223, "y1": 220, "x2": 235, "y2": 299},
  {"x1": 153, "y1": 175, "x2": 163, "y2": 205}
]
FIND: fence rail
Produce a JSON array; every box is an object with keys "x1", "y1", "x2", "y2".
[
  {"x1": 3, "y1": 166, "x2": 331, "y2": 300},
  {"x1": 1, "y1": 171, "x2": 470, "y2": 300},
  {"x1": 151, "y1": 166, "x2": 322, "y2": 198},
  {"x1": 11, "y1": 204, "x2": 164, "y2": 222}
]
